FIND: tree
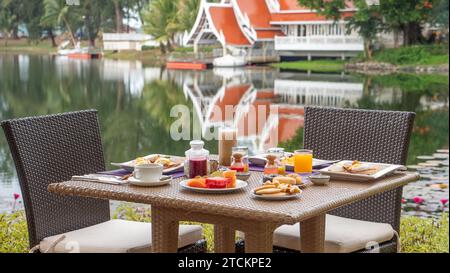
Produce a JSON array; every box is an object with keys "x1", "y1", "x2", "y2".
[
  {"x1": 41, "y1": 0, "x2": 81, "y2": 46},
  {"x1": 0, "y1": 6, "x2": 16, "y2": 46},
  {"x1": 0, "y1": 0, "x2": 22, "y2": 39},
  {"x1": 82, "y1": 0, "x2": 109, "y2": 47},
  {"x1": 346, "y1": 1, "x2": 383, "y2": 59},
  {"x1": 173, "y1": 0, "x2": 201, "y2": 33},
  {"x1": 142, "y1": 0, "x2": 179, "y2": 54},
  {"x1": 380, "y1": 0, "x2": 434, "y2": 46},
  {"x1": 430, "y1": 0, "x2": 449, "y2": 30},
  {"x1": 298, "y1": 0, "x2": 382, "y2": 59}
]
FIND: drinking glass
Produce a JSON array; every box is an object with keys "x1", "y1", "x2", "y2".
[{"x1": 294, "y1": 149, "x2": 313, "y2": 174}]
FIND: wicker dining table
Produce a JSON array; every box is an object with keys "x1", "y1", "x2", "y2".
[{"x1": 48, "y1": 169, "x2": 419, "y2": 253}]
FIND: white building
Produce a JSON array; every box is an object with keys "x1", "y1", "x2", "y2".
[
  {"x1": 102, "y1": 33, "x2": 159, "y2": 51},
  {"x1": 184, "y1": 0, "x2": 385, "y2": 60}
]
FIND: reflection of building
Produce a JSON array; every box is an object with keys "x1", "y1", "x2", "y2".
[
  {"x1": 275, "y1": 79, "x2": 364, "y2": 107},
  {"x1": 185, "y1": 0, "x2": 367, "y2": 60},
  {"x1": 184, "y1": 69, "x2": 365, "y2": 153}
]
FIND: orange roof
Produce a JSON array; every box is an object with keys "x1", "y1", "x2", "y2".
[
  {"x1": 209, "y1": 6, "x2": 251, "y2": 46},
  {"x1": 279, "y1": 0, "x2": 310, "y2": 11},
  {"x1": 271, "y1": 11, "x2": 355, "y2": 22},
  {"x1": 236, "y1": 0, "x2": 273, "y2": 29},
  {"x1": 279, "y1": 0, "x2": 355, "y2": 11},
  {"x1": 257, "y1": 30, "x2": 285, "y2": 39}
]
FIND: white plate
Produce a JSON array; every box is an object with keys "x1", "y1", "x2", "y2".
[
  {"x1": 180, "y1": 179, "x2": 248, "y2": 193},
  {"x1": 248, "y1": 154, "x2": 337, "y2": 170},
  {"x1": 319, "y1": 161, "x2": 406, "y2": 182},
  {"x1": 128, "y1": 176, "x2": 172, "y2": 187},
  {"x1": 252, "y1": 192, "x2": 300, "y2": 201},
  {"x1": 111, "y1": 154, "x2": 184, "y2": 174}
]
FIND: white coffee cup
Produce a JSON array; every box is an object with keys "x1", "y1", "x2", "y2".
[{"x1": 134, "y1": 163, "x2": 163, "y2": 182}]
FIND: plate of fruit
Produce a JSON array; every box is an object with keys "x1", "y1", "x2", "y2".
[{"x1": 180, "y1": 170, "x2": 248, "y2": 193}]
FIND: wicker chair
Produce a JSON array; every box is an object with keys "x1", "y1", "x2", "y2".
[
  {"x1": 1, "y1": 110, "x2": 207, "y2": 253},
  {"x1": 236, "y1": 107, "x2": 415, "y2": 253}
]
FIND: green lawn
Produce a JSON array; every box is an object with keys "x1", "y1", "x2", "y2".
[
  {"x1": 0, "y1": 39, "x2": 56, "y2": 54},
  {"x1": 272, "y1": 60, "x2": 345, "y2": 73},
  {"x1": 371, "y1": 44, "x2": 449, "y2": 66},
  {"x1": 1, "y1": 208, "x2": 448, "y2": 253}
]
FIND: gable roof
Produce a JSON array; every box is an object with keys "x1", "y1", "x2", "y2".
[{"x1": 209, "y1": 6, "x2": 252, "y2": 46}]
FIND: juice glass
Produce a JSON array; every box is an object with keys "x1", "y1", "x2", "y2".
[{"x1": 294, "y1": 149, "x2": 313, "y2": 174}]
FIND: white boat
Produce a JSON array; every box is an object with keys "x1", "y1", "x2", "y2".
[{"x1": 213, "y1": 54, "x2": 246, "y2": 67}]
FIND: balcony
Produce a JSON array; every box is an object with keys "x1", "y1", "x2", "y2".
[{"x1": 275, "y1": 36, "x2": 364, "y2": 52}]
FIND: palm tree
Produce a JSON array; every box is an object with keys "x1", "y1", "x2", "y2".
[
  {"x1": 142, "y1": 0, "x2": 179, "y2": 54},
  {"x1": 174, "y1": 0, "x2": 201, "y2": 33},
  {"x1": 41, "y1": 0, "x2": 80, "y2": 46}
]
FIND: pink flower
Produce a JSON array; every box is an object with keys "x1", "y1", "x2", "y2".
[
  {"x1": 401, "y1": 198, "x2": 406, "y2": 204},
  {"x1": 13, "y1": 193, "x2": 20, "y2": 200},
  {"x1": 413, "y1": 196, "x2": 425, "y2": 205},
  {"x1": 441, "y1": 199, "x2": 449, "y2": 206}
]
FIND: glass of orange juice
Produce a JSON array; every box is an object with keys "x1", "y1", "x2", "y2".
[{"x1": 294, "y1": 149, "x2": 313, "y2": 174}]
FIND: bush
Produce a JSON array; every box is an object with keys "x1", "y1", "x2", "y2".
[
  {"x1": 401, "y1": 214, "x2": 449, "y2": 253},
  {"x1": 0, "y1": 211, "x2": 29, "y2": 253},
  {"x1": 373, "y1": 45, "x2": 449, "y2": 65}
]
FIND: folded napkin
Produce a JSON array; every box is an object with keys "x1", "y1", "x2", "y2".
[{"x1": 72, "y1": 174, "x2": 128, "y2": 185}]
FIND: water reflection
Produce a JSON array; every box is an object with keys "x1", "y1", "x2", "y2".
[{"x1": 0, "y1": 54, "x2": 448, "y2": 216}]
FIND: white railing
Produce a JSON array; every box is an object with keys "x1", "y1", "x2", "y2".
[{"x1": 275, "y1": 36, "x2": 364, "y2": 52}]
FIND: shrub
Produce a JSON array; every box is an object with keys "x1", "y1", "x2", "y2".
[
  {"x1": 401, "y1": 214, "x2": 449, "y2": 253},
  {"x1": 373, "y1": 45, "x2": 449, "y2": 65},
  {"x1": 0, "y1": 211, "x2": 29, "y2": 253}
]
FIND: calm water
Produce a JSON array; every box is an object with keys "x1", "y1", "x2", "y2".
[{"x1": 0, "y1": 54, "x2": 448, "y2": 217}]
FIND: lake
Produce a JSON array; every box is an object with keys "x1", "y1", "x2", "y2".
[{"x1": 0, "y1": 54, "x2": 448, "y2": 217}]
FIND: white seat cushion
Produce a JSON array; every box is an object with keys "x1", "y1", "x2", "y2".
[
  {"x1": 40, "y1": 220, "x2": 203, "y2": 253},
  {"x1": 238, "y1": 215, "x2": 394, "y2": 253}
]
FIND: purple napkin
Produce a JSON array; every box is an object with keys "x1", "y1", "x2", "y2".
[{"x1": 99, "y1": 169, "x2": 186, "y2": 179}]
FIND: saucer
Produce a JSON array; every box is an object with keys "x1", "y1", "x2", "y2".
[{"x1": 128, "y1": 175, "x2": 172, "y2": 187}]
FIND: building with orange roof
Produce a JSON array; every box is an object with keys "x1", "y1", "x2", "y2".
[{"x1": 185, "y1": 0, "x2": 379, "y2": 61}]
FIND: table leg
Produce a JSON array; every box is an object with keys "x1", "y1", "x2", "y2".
[
  {"x1": 300, "y1": 214, "x2": 326, "y2": 253},
  {"x1": 151, "y1": 206, "x2": 179, "y2": 253},
  {"x1": 214, "y1": 225, "x2": 236, "y2": 253},
  {"x1": 244, "y1": 222, "x2": 276, "y2": 253}
]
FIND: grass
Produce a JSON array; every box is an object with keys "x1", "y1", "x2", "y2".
[
  {"x1": 103, "y1": 48, "x2": 166, "y2": 66},
  {"x1": 364, "y1": 44, "x2": 449, "y2": 66},
  {"x1": 0, "y1": 39, "x2": 56, "y2": 54},
  {"x1": 272, "y1": 59, "x2": 345, "y2": 73},
  {"x1": 1, "y1": 207, "x2": 448, "y2": 253}
]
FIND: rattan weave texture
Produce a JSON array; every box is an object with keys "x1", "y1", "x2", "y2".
[
  {"x1": 49, "y1": 172, "x2": 418, "y2": 225},
  {"x1": 303, "y1": 107, "x2": 415, "y2": 234},
  {"x1": 2, "y1": 110, "x2": 110, "y2": 247}
]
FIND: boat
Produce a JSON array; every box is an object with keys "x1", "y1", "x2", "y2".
[
  {"x1": 166, "y1": 61, "x2": 208, "y2": 70},
  {"x1": 213, "y1": 54, "x2": 246, "y2": 67},
  {"x1": 57, "y1": 41, "x2": 102, "y2": 59}
]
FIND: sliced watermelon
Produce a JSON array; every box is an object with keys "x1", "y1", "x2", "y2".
[{"x1": 205, "y1": 177, "x2": 231, "y2": 189}]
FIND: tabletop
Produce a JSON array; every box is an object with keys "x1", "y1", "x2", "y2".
[{"x1": 48, "y1": 171, "x2": 419, "y2": 225}]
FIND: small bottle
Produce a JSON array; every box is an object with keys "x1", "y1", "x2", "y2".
[
  {"x1": 230, "y1": 152, "x2": 246, "y2": 172},
  {"x1": 230, "y1": 147, "x2": 249, "y2": 173},
  {"x1": 185, "y1": 140, "x2": 209, "y2": 178},
  {"x1": 268, "y1": 148, "x2": 286, "y2": 175},
  {"x1": 264, "y1": 154, "x2": 279, "y2": 175}
]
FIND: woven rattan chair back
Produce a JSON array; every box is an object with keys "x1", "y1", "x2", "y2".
[
  {"x1": 2, "y1": 110, "x2": 110, "y2": 248},
  {"x1": 304, "y1": 107, "x2": 415, "y2": 232}
]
